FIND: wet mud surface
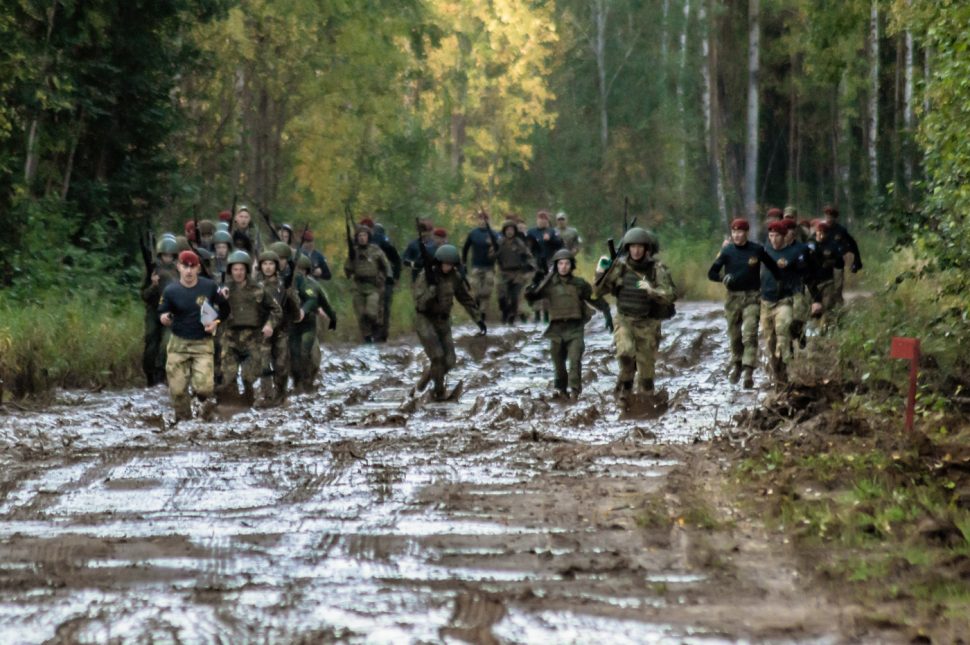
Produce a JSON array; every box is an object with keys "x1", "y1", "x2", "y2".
[{"x1": 0, "y1": 303, "x2": 857, "y2": 643}]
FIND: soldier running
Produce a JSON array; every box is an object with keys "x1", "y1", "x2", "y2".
[
  {"x1": 708, "y1": 217, "x2": 779, "y2": 388},
  {"x1": 218, "y1": 250, "x2": 282, "y2": 405},
  {"x1": 594, "y1": 228, "x2": 677, "y2": 402},
  {"x1": 495, "y1": 218, "x2": 536, "y2": 325},
  {"x1": 344, "y1": 225, "x2": 392, "y2": 343},
  {"x1": 412, "y1": 244, "x2": 486, "y2": 400},
  {"x1": 257, "y1": 247, "x2": 304, "y2": 406},
  {"x1": 142, "y1": 236, "x2": 179, "y2": 386},
  {"x1": 526, "y1": 249, "x2": 611, "y2": 399},
  {"x1": 158, "y1": 250, "x2": 229, "y2": 422},
  {"x1": 462, "y1": 209, "x2": 500, "y2": 317},
  {"x1": 290, "y1": 254, "x2": 337, "y2": 393}
]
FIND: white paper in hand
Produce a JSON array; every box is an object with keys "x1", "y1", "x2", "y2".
[{"x1": 200, "y1": 298, "x2": 219, "y2": 326}]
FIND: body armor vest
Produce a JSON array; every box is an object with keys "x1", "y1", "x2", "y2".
[
  {"x1": 227, "y1": 281, "x2": 265, "y2": 328},
  {"x1": 497, "y1": 239, "x2": 526, "y2": 271},
  {"x1": 616, "y1": 264, "x2": 658, "y2": 318},
  {"x1": 353, "y1": 246, "x2": 381, "y2": 281},
  {"x1": 547, "y1": 278, "x2": 584, "y2": 321}
]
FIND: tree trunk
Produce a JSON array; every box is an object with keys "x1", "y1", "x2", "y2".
[
  {"x1": 660, "y1": 0, "x2": 671, "y2": 76},
  {"x1": 787, "y1": 52, "x2": 799, "y2": 206},
  {"x1": 923, "y1": 44, "x2": 931, "y2": 115},
  {"x1": 593, "y1": 0, "x2": 609, "y2": 151},
  {"x1": 904, "y1": 10, "x2": 914, "y2": 186},
  {"x1": 700, "y1": 1, "x2": 727, "y2": 227},
  {"x1": 867, "y1": 0, "x2": 879, "y2": 196},
  {"x1": 744, "y1": 0, "x2": 760, "y2": 238}
]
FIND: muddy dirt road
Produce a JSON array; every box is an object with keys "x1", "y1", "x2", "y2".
[{"x1": 0, "y1": 302, "x2": 859, "y2": 643}]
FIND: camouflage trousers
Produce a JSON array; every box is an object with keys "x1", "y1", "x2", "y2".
[
  {"x1": 353, "y1": 282, "x2": 384, "y2": 340},
  {"x1": 262, "y1": 329, "x2": 291, "y2": 402},
  {"x1": 143, "y1": 309, "x2": 170, "y2": 386},
  {"x1": 220, "y1": 327, "x2": 267, "y2": 390},
  {"x1": 812, "y1": 280, "x2": 841, "y2": 333},
  {"x1": 760, "y1": 298, "x2": 794, "y2": 374},
  {"x1": 290, "y1": 327, "x2": 321, "y2": 392},
  {"x1": 613, "y1": 313, "x2": 662, "y2": 390},
  {"x1": 790, "y1": 290, "x2": 809, "y2": 345},
  {"x1": 468, "y1": 267, "x2": 495, "y2": 311},
  {"x1": 376, "y1": 284, "x2": 395, "y2": 342},
  {"x1": 165, "y1": 335, "x2": 215, "y2": 419},
  {"x1": 833, "y1": 268, "x2": 846, "y2": 307},
  {"x1": 415, "y1": 312, "x2": 456, "y2": 395},
  {"x1": 724, "y1": 290, "x2": 760, "y2": 368},
  {"x1": 497, "y1": 271, "x2": 527, "y2": 322},
  {"x1": 546, "y1": 320, "x2": 585, "y2": 392}
]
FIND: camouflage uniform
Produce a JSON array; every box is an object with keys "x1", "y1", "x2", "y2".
[
  {"x1": 141, "y1": 258, "x2": 178, "y2": 386},
  {"x1": 760, "y1": 240, "x2": 817, "y2": 383},
  {"x1": 412, "y1": 259, "x2": 483, "y2": 399},
  {"x1": 220, "y1": 276, "x2": 282, "y2": 403},
  {"x1": 527, "y1": 264, "x2": 610, "y2": 396},
  {"x1": 594, "y1": 243, "x2": 676, "y2": 395},
  {"x1": 344, "y1": 238, "x2": 390, "y2": 342},
  {"x1": 495, "y1": 222, "x2": 535, "y2": 324},
  {"x1": 707, "y1": 236, "x2": 777, "y2": 384},
  {"x1": 259, "y1": 272, "x2": 303, "y2": 405},
  {"x1": 290, "y1": 268, "x2": 337, "y2": 393}
]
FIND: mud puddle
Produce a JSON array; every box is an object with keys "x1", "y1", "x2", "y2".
[{"x1": 0, "y1": 303, "x2": 849, "y2": 643}]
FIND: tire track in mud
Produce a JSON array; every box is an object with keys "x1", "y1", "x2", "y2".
[{"x1": 0, "y1": 302, "x2": 847, "y2": 643}]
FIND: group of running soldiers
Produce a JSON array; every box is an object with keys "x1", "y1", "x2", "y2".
[{"x1": 142, "y1": 201, "x2": 859, "y2": 421}]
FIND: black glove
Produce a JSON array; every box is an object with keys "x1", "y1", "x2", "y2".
[
  {"x1": 603, "y1": 310, "x2": 614, "y2": 332},
  {"x1": 851, "y1": 261, "x2": 862, "y2": 273},
  {"x1": 476, "y1": 319, "x2": 487, "y2": 336},
  {"x1": 328, "y1": 316, "x2": 337, "y2": 330}
]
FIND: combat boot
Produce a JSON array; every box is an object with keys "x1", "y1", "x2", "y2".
[
  {"x1": 729, "y1": 362, "x2": 742, "y2": 384},
  {"x1": 198, "y1": 396, "x2": 217, "y2": 421},
  {"x1": 616, "y1": 380, "x2": 633, "y2": 404},
  {"x1": 242, "y1": 382, "x2": 255, "y2": 406},
  {"x1": 639, "y1": 378, "x2": 655, "y2": 394},
  {"x1": 432, "y1": 379, "x2": 447, "y2": 401},
  {"x1": 569, "y1": 387, "x2": 581, "y2": 400},
  {"x1": 742, "y1": 366, "x2": 754, "y2": 389},
  {"x1": 364, "y1": 335, "x2": 374, "y2": 343}
]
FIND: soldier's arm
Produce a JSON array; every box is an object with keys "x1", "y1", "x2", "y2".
[
  {"x1": 455, "y1": 276, "x2": 483, "y2": 321},
  {"x1": 580, "y1": 279, "x2": 610, "y2": 313},
  {"x1": 757, "y1": 246, "x2": 782, "y2": 279},
  {"x1": 316, "y1": 284, "x2": 337, "y2": 321},
  {"x1": 343, "y1": 258, "x2": 354, "y2": 278},
  {"x1": 412, "y1": 272, "x2": 437, "y2": 311},
  {"x1": 377, "y1": 248, "x2": 392, "y2": 278},
  {"x1": 263, "y1": 287, "x2": 283, "y2": 330},
  {"x1": 707, "y1": 251, "x2": 726, "y2": 282},
  {"x1": 461, "y1": 235, "x2": 472, "y2": 266},
  {"x1": 843, "y1": 230, "x2": 862, "y2": 270},
  {"x1": 212, "y1": 284, "x2": 231, "y2": 322},
  {"x1": 316, "y1": 253, "x2": 333, "y2": 280},
  {"x1": 651, "y1": 264, "x2": 677, "y2": 304},
  {"x1": 383, "y1": 243, "x2": 402, "y2": 281}
]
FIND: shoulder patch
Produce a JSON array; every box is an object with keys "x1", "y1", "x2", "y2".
[{"x1": 748, "y1": 256, "x2": 759, "y2": 266}]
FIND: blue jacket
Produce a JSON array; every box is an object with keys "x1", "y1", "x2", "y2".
[{"x1": 462, "y1": 227, "x2": 499, "y2": 268}]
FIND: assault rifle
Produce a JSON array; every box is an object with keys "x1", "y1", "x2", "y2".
[
  {"x1": 595, "y1": 197, "x2": 634, "y2": 286},
  {"x1": 140, "y1": 224, "x2": 157, "y2": 289},
  {"x1": 252, "y1": 200, "x2": 282, "y2": 242},
  {"x1": 192, "y1": 210, "x2": 212, "y2": 279},
  {"x1": 480, "y1": 206, "x2": 498, "y2": 256},
  {"x1": 416, "y1": 217, "x2": 437, "y2": 285}
]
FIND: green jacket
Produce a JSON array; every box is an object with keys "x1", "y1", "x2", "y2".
[
  {"x1": 593, "y1": 256, "x2": 675, "y2": 319},
  {"x1": 412, "y1": 267, "x2": 482, "y2": 321},
  {"x1": 225, "y1": 278, "x2": 282, "y2": 330},
  {"x1": 259, "y1": 274, "x2": 302, "y2": 332}
]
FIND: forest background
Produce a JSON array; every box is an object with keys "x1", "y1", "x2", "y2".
[{"x1": 0, "y1": 0, "x2": 967, "y2": 398}]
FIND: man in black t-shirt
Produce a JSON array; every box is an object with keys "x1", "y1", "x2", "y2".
[{"x1": 159, "y1": 250, "x2": 230, "y2": 422}]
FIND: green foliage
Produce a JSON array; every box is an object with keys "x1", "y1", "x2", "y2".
[{"x1": 0, "y1": 292, "x2": 142, "y2": 398}]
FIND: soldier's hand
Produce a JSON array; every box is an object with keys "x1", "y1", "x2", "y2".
[
  {"x1": 218, "y1": 286, "x2": 229, "y2": 299},
  {"x1": 296, "y1": 309, "x2": 305, "y2": 323},
  {"x1": 328, "y1": 316, "x2": 337, "y2": 331},
  {"x1": 722, "y1": 274, "x2": 733, "y2": 286},
  {"x1": 476, "y1": 318, "x2": 487, "y2": 336},
  {"x1": 721, "y1": 238, "x2": 730, "y2": 248},
  {"x1": 313, "y1": 268, "x2": 322, "y2": 277},
  {"x1": 262, "y1": 324, "x2": 274, "y2": 338},
  {"x1": 851, "y1": 261, "x2": 862, "y2": 273},
  {"x1": 604, "y1": 311, "x2": 614, "y2": 332},
  {"x1": 595, "y1": 255, "x2": 612, "y2": 275},
  {"x1": 160, "y1": 312, "x2": 173, "y2": 327},
  {"x1": 811, "y1": 302, "x2": 823, "y2": 317},
  {"x1": 151, "y1": 272, "x2": 160, "y2": 286},
  {"x1": 203, "y1": 320, "x2": 219, "y2": 334}
]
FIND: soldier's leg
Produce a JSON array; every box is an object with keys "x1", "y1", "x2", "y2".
[
  {"x1": 760, "y1": 301, "x2": 776, "y2": 374},
  {"x1": 633, "y1": 320, "x2": 661, "y2": 392},
  {"x1": 289, "y1": 331, "x2": 304, "y2": 391},
  {"x1": 479, "y1": 269, "x2": 495, "y2": 316},
  {"x1": 188, "y1": 340, "x2": 215, "y2": 400},
  {"x1": 415, "y1": 314, "x2": 446, "y2": 391},
  {"x1": 741, "y1": 297, "x2": 760, "y2": 369},
  {"x1": 613, "y1": 314, "x2": 637, "y2": 393},
  {"x1": 366, "y1": 289, "x2": 382, "y2": 340},
  {"x1": 165, "y1": 337, "x2": 193, "y2": 421},
  {"x1": 353, "y1": 291, "x2": 369, "y2": 341},
  {"x1": 273, "y1": 332, "x2": 290, "y2": 401},
  {"x1": 550, "y1": 336, "x2": 568, "y2": 393},
  {"x1": 775, "y1": 303, "x2": 795, "y2": 367},
  {"x1": 723, "y1": 293, "x2": 743, "y2": 382},
  {"x1": 238, "y1": 329, "x2": 264, "y2": 404},
  {"x1": 566, "y1": 331, "x2": 585, "y2": 394},
  {"x1": 833, "y1": 268, "x2": 845, "y2": 307},
  {"x1": 509, "y1": 280, "x2": 523, "y2": 323},
  {"x1": 308, "y1": 333, "x2": 322, "y2": 386},
  {"x1": 377, "y1": 286, "x2": 394, "y2": 342},
  {"x1": 218, "y1": 329, "x2": 241, "y2": 398}
]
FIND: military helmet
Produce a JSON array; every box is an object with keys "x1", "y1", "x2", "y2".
[
  {"x1": 198, "y1": 219, "x2": 216, "y2": 236},
  {"x1": 156, "y1": 237, "x2": 179, "y2": 256},
  {"x1": 501, "y1": 219, "x2": 518, "y2": 233},
  {"x1": 174, "y1": 235, "x2": 192, "y2": 253},
  {"x1": 258, "y1": 250, "x2": 280, "y2": 267},
  {"x1": 296, "y1": 254, "x2": 312, "y2": 271},
  {"x1": 434, "y1": 244, "x2": 461, "y2": 265},
  {"x1": 227, "y1": 250, "x2": 252, "y2": 270},
  {"x1": 621, "y1": 227, "x2": 659, "y2": 254},
  {"x1": 212, "y1": 230, "x2": 232, "y2": 245},
  {"x1": 269, "y1": 241, "x2": 292, "y2": 260},
  {"x1": 551, "y1": 248, "x2": 575, "y2": 268}
]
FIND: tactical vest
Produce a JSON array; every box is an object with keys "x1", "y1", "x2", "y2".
[
  {"x1": 615, "y1": 264, "x2": 658, "y2": 318},
  {"x1": 497, "y1": 240, "x2": 525, "y2": 271},
  {"x1": 547, "y1": 278, "x2": 584, "y2": 321},
  {"x1": 227, "y1": 281, "x2": 265, "y2": 328},
  {"x1": 353, "y1": 247, "x2": 381, "y2": 281},
  {"x1": 429, "y1": 274, "x2": 457, "y2": 315}
]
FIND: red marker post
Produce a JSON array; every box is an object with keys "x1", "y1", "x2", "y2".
[{"x1": 889, "y1": 337, "x2": 920, "y2": 432}]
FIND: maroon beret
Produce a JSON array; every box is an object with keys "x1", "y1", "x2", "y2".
[
  {"x1": 766, "y1": 208, "x2": 783, "y2": 219},
  {"x1": 767, "y1": 220, "x2": 788, "y2": 234},
  {"x1": 178, "y1": 250, "x2": 200, "y2": 266},
  {"x1": 730, "y1": 218, "x2": 749, "y2": 231}
]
